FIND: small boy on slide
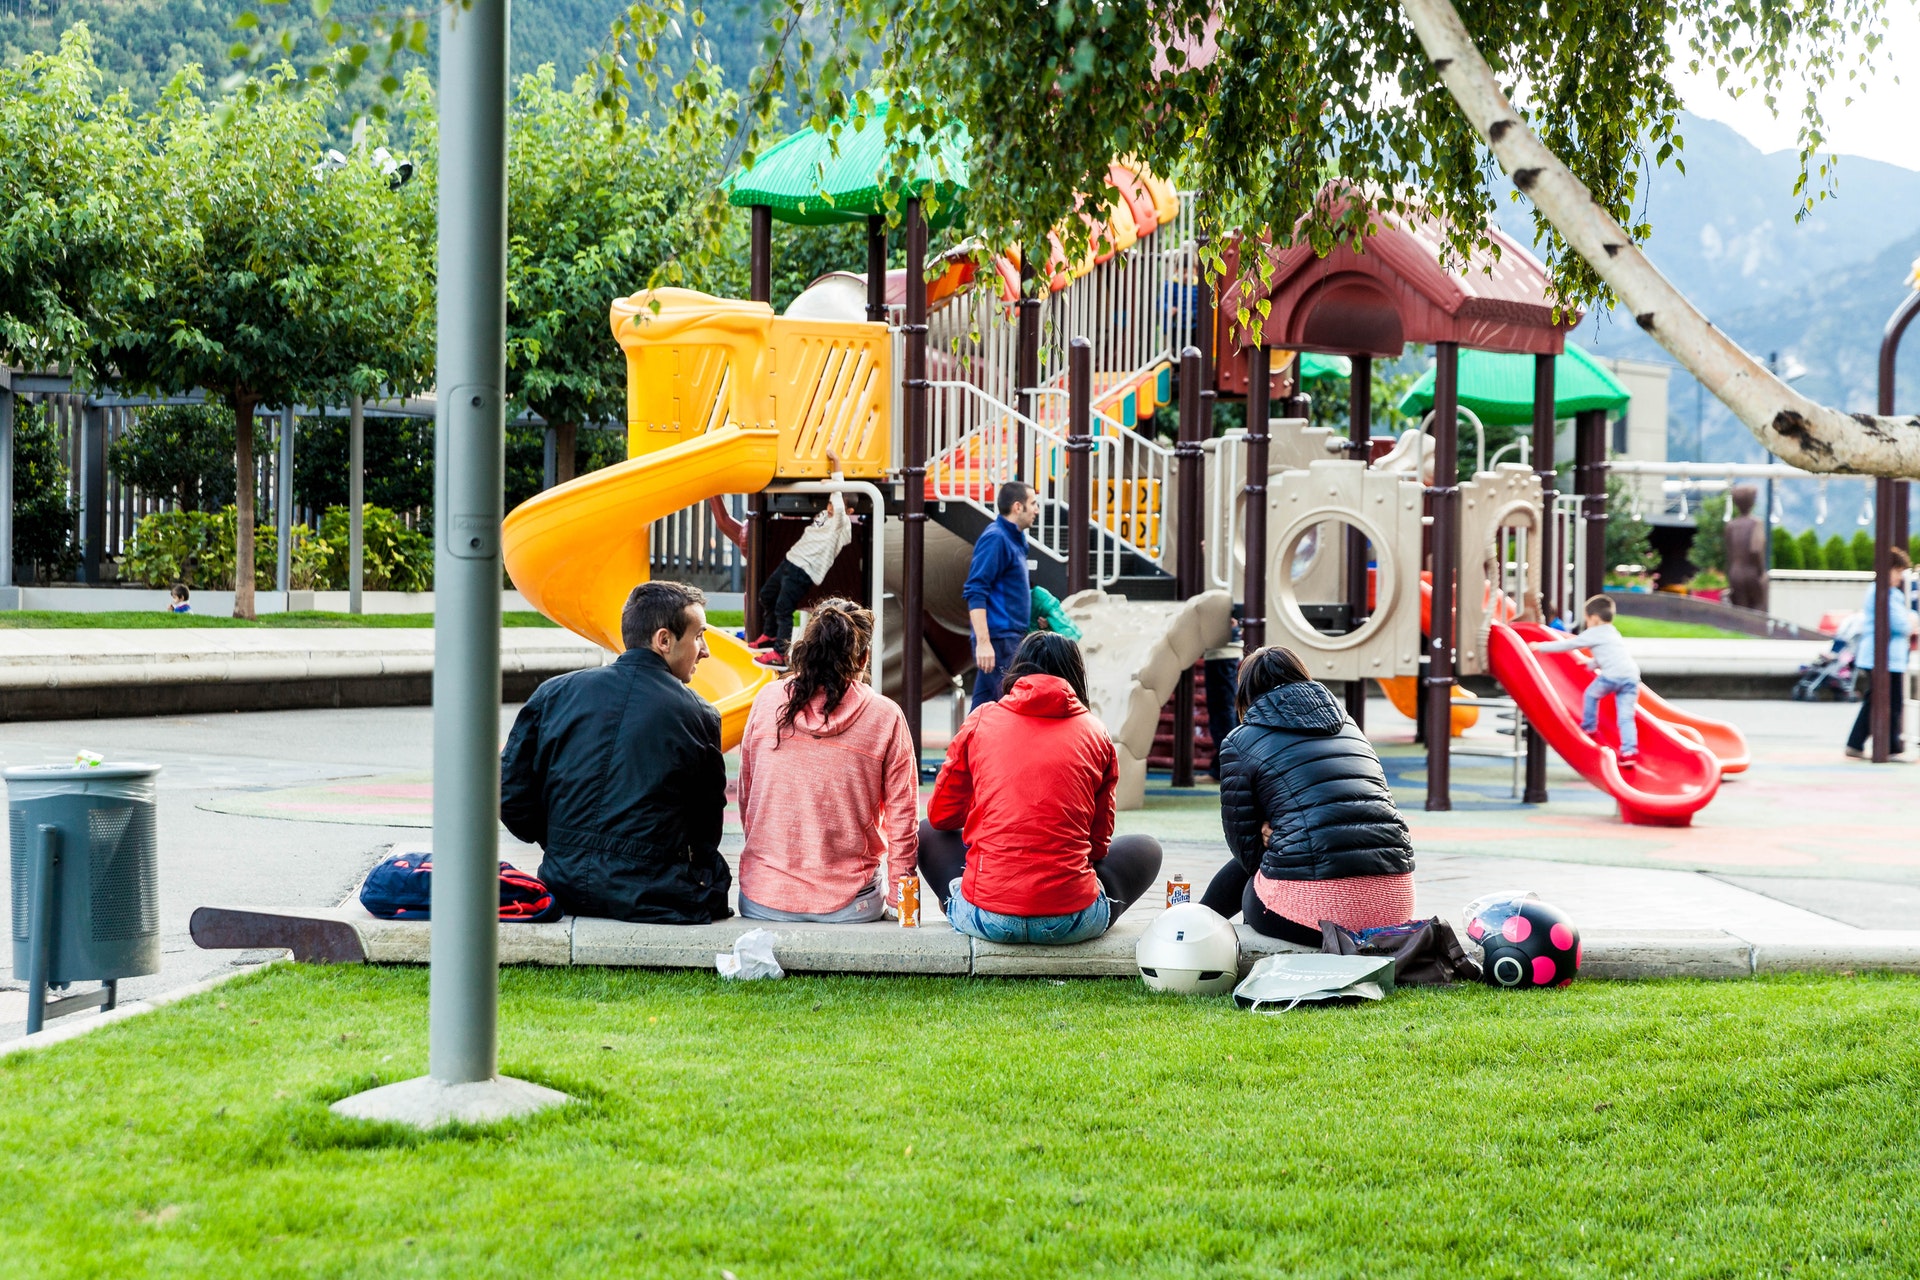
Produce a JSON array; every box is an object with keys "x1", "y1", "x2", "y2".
[{"x1": 1531, "y1": 593, "x2": 1642, "y2": 767}]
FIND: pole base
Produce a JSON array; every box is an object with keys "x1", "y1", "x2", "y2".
[{"x1": 330, "y1": 1074, "x2": 569, "y2": 1129}]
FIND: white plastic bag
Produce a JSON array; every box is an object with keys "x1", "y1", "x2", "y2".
[{"x1": 716, "y1": 928, "x2": 785, "y2": 981}]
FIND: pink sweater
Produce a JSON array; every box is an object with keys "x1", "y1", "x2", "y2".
[{"x1": 737, "y1": 679, "x2": 920, "y2": 913}]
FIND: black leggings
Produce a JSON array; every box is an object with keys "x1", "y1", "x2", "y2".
[
  {"x1": 757, "y1": 560, "x2": 814, "y2": 651},
  {"x1": 1847, "y1": 692, "x2": 1905, "y2": 754},
  {"x1": 1200, "y1": 859, "x2": 1322, "y2": 947},
  {"x1": 917, "y1": 821, "x2": 1163, "y2": 923}
]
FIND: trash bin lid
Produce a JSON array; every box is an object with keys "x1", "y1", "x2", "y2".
[{"x1": 3, "y1": 762, "x2": 162, "y2": 782}]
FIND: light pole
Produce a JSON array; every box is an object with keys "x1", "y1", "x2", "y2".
[{"x1": 331, "y1": 0, "x2": 567, "y2": 1128}]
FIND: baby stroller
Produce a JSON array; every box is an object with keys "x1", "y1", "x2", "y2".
[{"x1": 1793, "y1": 613, "x2": 1862, "y2": 701}]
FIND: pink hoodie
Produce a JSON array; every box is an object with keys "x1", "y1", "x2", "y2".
[{"x1": 736, "y1": 678, "x2": 920, "y2": 913}]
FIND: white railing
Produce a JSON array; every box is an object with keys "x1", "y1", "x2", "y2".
[
  {"x1": 1205, "y1": 430, "x2": 1249, "y2": 595},
  {"x1": 1029, "y1": 387, "x2": 1176, "y2": 573},
  {"x1": 923, "y1": 378, "x2": 1124, "y2": 586},
  {"x1": 1552, "y1": 491, "x2": 1584, "y2": 627}
]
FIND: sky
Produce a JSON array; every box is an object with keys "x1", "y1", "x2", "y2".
[{"x1": 1670, "y1": 4, "x2": 1920, "y2": 171}]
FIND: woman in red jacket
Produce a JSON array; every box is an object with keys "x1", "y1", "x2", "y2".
[{"x1": 919, "y1": 632, "x2": 1162, "y2": 944}]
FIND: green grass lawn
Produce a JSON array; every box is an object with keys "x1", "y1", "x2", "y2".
[
  {"x1": 1613, "y1": 616, "x2": 1754, "y2": 641},
  {"x1": 0, "y1": 610, "x2": 558, "y2": 629},
  {"x1": 4, "y1": 966, "x2": 1915, "y2": 1277}
]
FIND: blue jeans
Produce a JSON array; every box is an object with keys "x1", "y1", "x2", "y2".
[
  {"x1": 944, "y1": 877, "x2": 1113, "y2": 945},
  {"x1": 1582, "y1": 676, "x2": 1639, "y2": 758},
  {"x1": 970, "y1": 632, "x2": 1026, "y2": 709}
]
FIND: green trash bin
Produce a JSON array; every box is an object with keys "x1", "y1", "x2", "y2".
[{"x1": 7, "y1": 763, "x2": 161, "y2": 1033}]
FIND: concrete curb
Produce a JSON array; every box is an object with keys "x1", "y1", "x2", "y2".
[
  {"x1": 190, "y1": 904, "x2": 1920, "y2": 981},
  {"x1": 0, "y1": 959, "x2": 279, "y2": 1059}
]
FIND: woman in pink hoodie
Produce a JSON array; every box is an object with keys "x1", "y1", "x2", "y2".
[{"x1": 736, "y1": 599, "x2": 920, "y2": 922}]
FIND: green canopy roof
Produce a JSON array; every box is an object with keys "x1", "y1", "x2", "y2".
[
  {"x1": 1296, "y1": 353, "x2": 1351, "y2": 383},
  {"x1": 724, "y1": 103, "x2": 970, "y2": 228},
  {"x1": 1396, "y1": 343, "x2": 1630, "y2": 425}
]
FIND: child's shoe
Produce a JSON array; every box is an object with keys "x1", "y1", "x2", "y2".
[
  {"x1": 749, "y1": 633, "x2": 777, "y2": 649},
  {"x1": 753, "y1": 649, "x2": 788, "y2": 669},
  {"x1": 1619, "y1": 754, "x2": 1639, "y2": 770}
]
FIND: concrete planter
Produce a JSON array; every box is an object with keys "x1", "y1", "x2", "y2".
[{"x1": 1767, "y1": 569, "x2": 1871, "y2": 632}]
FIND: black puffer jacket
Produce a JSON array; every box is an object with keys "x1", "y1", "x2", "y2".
[
  {"x1": 500, "y1": 648, "x2": 731, "y2": 924},
  {"x1": 1217, "y1": 680, "x2": 1414, "y2": 881}
]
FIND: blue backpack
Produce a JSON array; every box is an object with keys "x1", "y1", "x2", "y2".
[{"x1": 359, "y1": 851, "x2": 561, "y2": 922}]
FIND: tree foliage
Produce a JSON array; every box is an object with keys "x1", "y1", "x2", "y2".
[
  {"x1": 106, "y1": 404, "x2": 237, "y2": 512},
  {"x1": 11, "y1": 400, "x2": 77, "y2": 583}
]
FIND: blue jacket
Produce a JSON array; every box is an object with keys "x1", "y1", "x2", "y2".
[
  {"x1": 963, "y1": 516, "x2": 1032, "y2": 639},
  {"x1": 1854, "y1": 584, "x2": 1917, "y2": 673}
]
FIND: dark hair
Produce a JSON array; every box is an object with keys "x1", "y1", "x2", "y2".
[
  {"x1": 1234, "y1": 645, "x2": 1312, "y2": 720},
  {"x1": 779, "y1": 598, "x2": 873, "y2": 735},
  {"x1": 621, "y1": 580, "x2": 705, "y2": 650},
  {"x1": 1893, "y1": 548, "x2": 1912, "y2": 571},
  {"x1": 170, "y1": 583, "x2": 189, "y2": 599},
  {"x1": 1584, "y1": 593, "x2": 1615, "y2": 623},
  {"x1": 1003, "y1": 631, "x2": 1089, "y2": 707},
  {"x1": 996, "y1": 481, "x2": 1032, "y2": 516}
]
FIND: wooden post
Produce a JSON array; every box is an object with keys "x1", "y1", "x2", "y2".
[
  {"x1": 1243, "y1": 345, "x2": 1271, "y2": 653},
  {"x1": 743, "y1": 205, "x2": 774, "y2": 641},
  {"x1": 1066, "y1": 338, "x2": 1092, "y2": 595},
  {"x1": 865, "y1": 214, "x2": 887, "y2": 324},
  {"x1": 1345, "y1": 353, "x2": 1372, "y2": 726},
  {"x1": 900, "y1": 197, "x2": 929, "y2": 756},
  {"x1": 1524, "y1": 352, "x2": 1557, "y2": 803},
  {"x1": 1424, "y1": 342, "x2": 1460, "y2": 811},
  {"x1": 1173, "y1": 344, "x2": 1206, "y2": 788}
]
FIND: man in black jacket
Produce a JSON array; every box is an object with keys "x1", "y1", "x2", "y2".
[{"x1": 500, "y1": 580, "x2": 732, "y2": 923}]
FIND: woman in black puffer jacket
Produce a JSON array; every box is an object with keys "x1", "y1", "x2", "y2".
[{"x1": 1199, "y1": 645, "x2": 1416, "y2": 944}]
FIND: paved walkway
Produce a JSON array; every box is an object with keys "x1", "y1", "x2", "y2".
[{"x1": 3, "y1": 692, "x2": 1912, "y2": 1040}]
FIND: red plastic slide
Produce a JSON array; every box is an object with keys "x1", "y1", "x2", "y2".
[{"x1": 1487, "y1": 620, "x2": 1722, "y2": 826}]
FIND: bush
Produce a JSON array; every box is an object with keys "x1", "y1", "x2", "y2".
[
  {"x1": 1603, "y1": 474, "x2": 1651, "y2": 574},
  {"x1": 1822, "y1": 534, "x2": 1850, "y2": 573},
  {"x1": 314, "y1": 505, "x2": 434, "y2": 592},
  {"x1": 1851, "y1": 530, "x2": 1877, "y2": 572},
  {"x1": 1772, "y1": 526, "x2": 1801, "y2": 570},
  {"x1": 1796, "y1": 528, "x2": 1823, "y2": 570},
  {"x1": 106, "y1": 405, "x2": 235, "y2": 511},
  {"x1": 1689, "y1": 495, "x2": 1727, "y2": 573},
  {"x1": 122, "y1": 507, "x2": 327, "y2": 590},
  {"x1": 13, "y1": 401, "x2": 77, "y2": 583},
  {"x1": 1909, "y1": 534, "x2": 1920, "y2": 567}
]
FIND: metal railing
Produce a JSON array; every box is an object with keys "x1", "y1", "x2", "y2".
[
  {"x1": 1205, "y1": 430, "x2": 1248, "y2": 595},
  {"x1": 648, "y1": 495, "x2": 742, "y2": 590},
  {"x1": 1551, "y1": 491, "x2": 1585, "y2": 627},
  {"x1": 1031, "y1": 387, "x2": 1176, "y2": 572}
]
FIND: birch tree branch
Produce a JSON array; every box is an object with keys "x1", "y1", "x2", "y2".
[{"x1": 1401, "y1": 0, "x2": 1920, "y2": 478}]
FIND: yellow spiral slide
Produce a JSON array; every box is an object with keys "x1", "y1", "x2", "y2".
[{"x1": 501, "y1": 288, "x2": 895, "y2": 749}]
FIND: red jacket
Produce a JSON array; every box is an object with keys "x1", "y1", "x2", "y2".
[{"x1": 928, "y1": 674, "x2": 1117, "y2": 916}]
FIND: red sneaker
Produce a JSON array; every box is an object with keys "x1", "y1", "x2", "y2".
[
  {"x1": 753, "y1": 650, "x2": 788, "y2": 669},
  {"x1": 749, "y1": 633, "x2": 777, "y2": 649}
]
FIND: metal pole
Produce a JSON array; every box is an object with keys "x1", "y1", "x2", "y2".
[
  {"x1": 1577, "y1": 409, "x2": 1609, "y2": 601},
  {"x1": 276, "y1": 406, "x2": 294, "y2": 596},
  {"x1": 0, "y1": 379, "x2": 13, "y2": 590},
  {"x1": 79, "y1": 404, "x2": 105, "y2": 583},
  {"x1": 1873, "y1": 291, "x2": 1919, "y2": 762},
  {"x1": 427, "y1": 0, "x2": 510, "y2": 1088},
  {"x1": 1243, "y1": 346, "x2": 1271, "y2": 653},
  {"x1": 1173, "y1": 344, "x2": 1206, "y2": 788},
  {"x1": 349, "y1": 393, "x2": 365, "y2": 615},
  {"x1": 24, "y1": 824, "x2": 56, "y2": 1036},
  {"x1": 1344, "y1": 352, "x2": 1371, "y2": 726},
  {"x1": 1066, "y1": 337, "x2": 1092, "y2": 594},
  {"x1": 542, "y1": 425, "x2": 557, "y2": 491},
  {"x1": 864, "y1": 214, "x2": 887, "y2": 324},
  {"x1": 901, "y1": 196, "x2": 929, "y2": 757},
  {"x1": 1524, "y1": 352, "x2": 1557, "y2": 803},
  {"x1": 743, "y1": 205, "x2": 774, "y2": 643},
  {"x1": 1015, "y1": 257, "x2": 1040, "y2": 481},
  {"x1": 1424, "y1": 342, "x2": 1460, "y2": 811}
]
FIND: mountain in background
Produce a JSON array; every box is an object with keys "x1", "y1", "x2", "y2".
[{"x1": 1495, "y1": 112, "x2": 1920, "y2": 530}]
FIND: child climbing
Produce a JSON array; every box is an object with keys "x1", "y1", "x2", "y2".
[
  {"x1": 752, "y1": 445, "x2": 853, "y2": 668},
  {"x1": 1531, "y1": 593, "x2": 1641, "y2": 766}
]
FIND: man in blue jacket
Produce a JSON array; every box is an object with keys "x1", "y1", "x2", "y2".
[
  {"x1": 500, "y1": 580, "x2": 732, "y2": 923},
  {"x1": 964, "y1": 481, "x2": 1038, "y2": 709}
]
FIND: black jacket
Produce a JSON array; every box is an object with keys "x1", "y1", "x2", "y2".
[
  {"x1": 1217, "y1": 680, "x2": 1414, "y2": 881},
  {"x1": 500, "y1": 648, "x2": 731, "y2": 924}
]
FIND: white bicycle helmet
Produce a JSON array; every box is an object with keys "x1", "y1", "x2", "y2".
[{"x1": 1136, "y1": 903, "x2": 1241, "y2": 995}]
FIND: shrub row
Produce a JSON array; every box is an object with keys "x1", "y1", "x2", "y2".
[{"x1": 122, "y1": 506, "x2": 433, "y2": 592}]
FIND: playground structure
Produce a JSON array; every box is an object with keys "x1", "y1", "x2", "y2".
[{"x1": 499, "y1": 111, "x2": 1759, "y2": 825}]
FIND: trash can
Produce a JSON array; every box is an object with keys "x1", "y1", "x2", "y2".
[{"x1": 7, "y1": 763, "x2": 161, "y2": 1033}]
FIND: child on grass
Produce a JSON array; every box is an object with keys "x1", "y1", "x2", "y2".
[{"x1": 1531, "y1": 593, "x2": 1641, "y2": 766}]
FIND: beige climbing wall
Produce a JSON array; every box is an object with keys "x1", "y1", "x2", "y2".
[
  {"x1": 1454, "y1": 463, "x2": 1544, "y2": 677},
  {"x1": 1059, "y1": 588, "x2": 1235, "y2": 810}
]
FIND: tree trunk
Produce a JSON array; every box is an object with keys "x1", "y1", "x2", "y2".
[
  {"x1": 233, "y1": 395, "x2": 256, "y2": 620},
  {"x1": 1400, "y1": 0, "x2": 1920, "y2": 478},
  {"x1": 555, "y1": 421, "x2": 577, "y2": 484}
]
